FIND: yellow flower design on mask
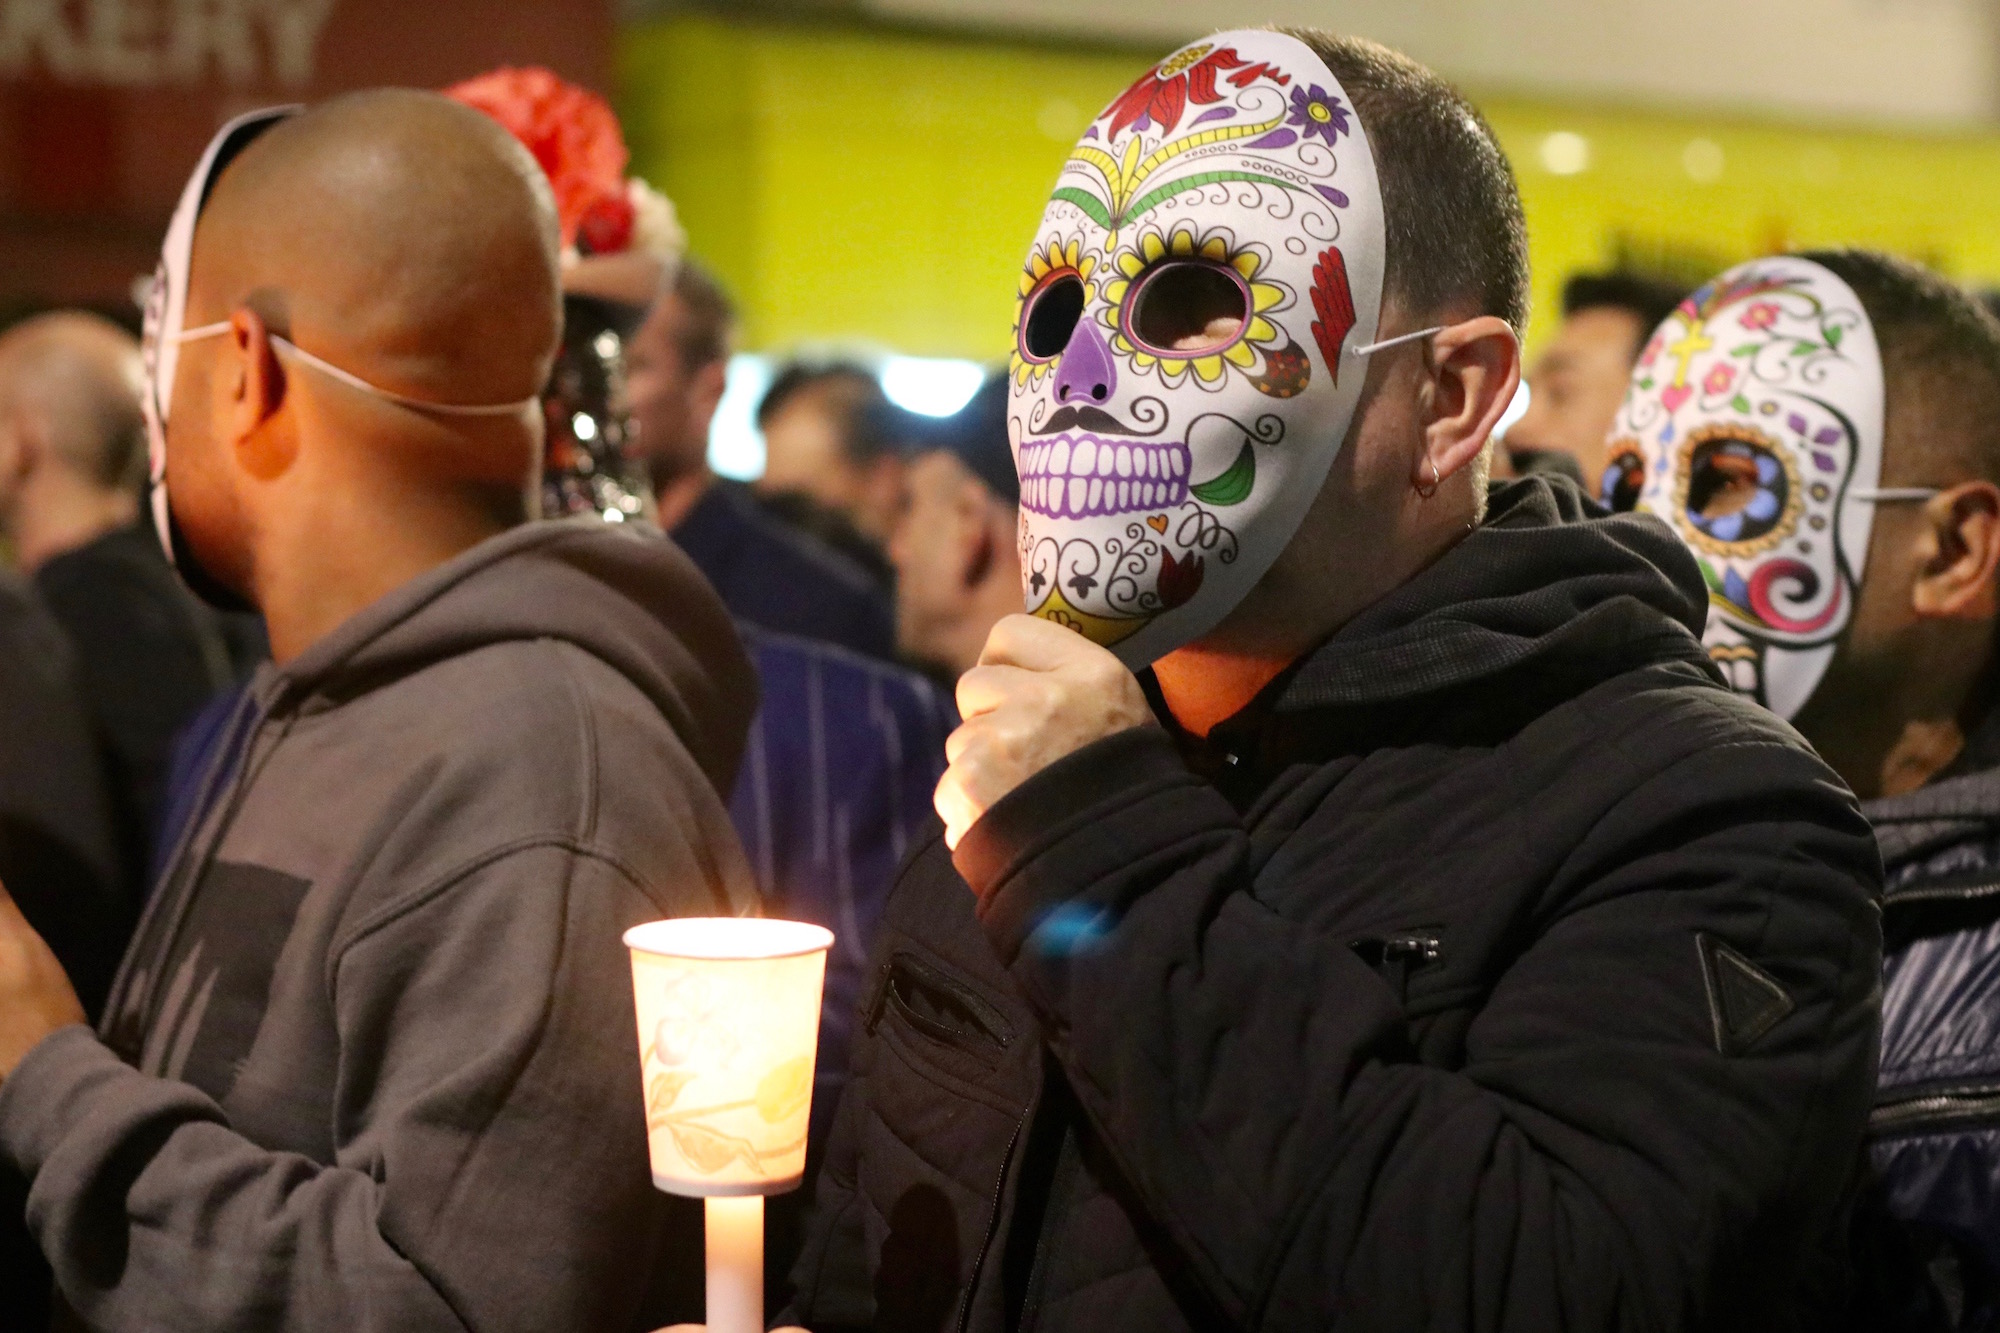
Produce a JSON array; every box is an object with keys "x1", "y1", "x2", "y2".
[
  {"x1": 1101, "y1": 224, "x2": 1287, "y2": 388},
  {"x1": 1010, "y1": 237, "x2": 1100, "y2": 387}
]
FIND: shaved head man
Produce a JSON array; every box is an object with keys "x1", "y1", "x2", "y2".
[
  {"x1": 0, "y1": 91, "x2": 759, "y2": 1330},
  {"x1": 164, "y1": 90, "x2": 559, "y2": 655}
]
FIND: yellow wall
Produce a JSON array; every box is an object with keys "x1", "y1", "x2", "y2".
[{"x1": 620, "y1": 14, "x2": 2000, "y2": 361}]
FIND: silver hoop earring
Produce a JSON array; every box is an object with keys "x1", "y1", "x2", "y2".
[{"x1": 1414, "y1": 457, "x2": 1441, "y2": 500}]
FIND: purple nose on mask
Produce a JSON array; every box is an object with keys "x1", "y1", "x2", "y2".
[{"x1": 1053, "y1": 319, "x2": 1118, "y2": 406}]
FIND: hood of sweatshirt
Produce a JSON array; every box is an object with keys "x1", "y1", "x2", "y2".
[
  {"x1": 1276, "y1": 476, "x2": 1719, "y2": 713},
  {"x1": 259, "y1": 518, "x2": 756, "y2": 793}
]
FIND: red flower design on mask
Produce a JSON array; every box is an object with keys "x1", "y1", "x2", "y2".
[
  {"x1": 1309, "y1": 247, "x2": 1357, "y2": 384},
  {"x1": 1157, "y1": 549, "x2": 1205, "y2": 609},
  {"x1": 1703, "y1": 362, "x2": 1737, "y2": 396},
  {"x1": 445, "y1": 66, "x2": 630, "y2": 252},
  {"x1": 1103, "y1": 44, "x2": 1287, "y2": 140}
]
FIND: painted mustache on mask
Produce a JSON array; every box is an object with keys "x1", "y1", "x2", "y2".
[{"x1": 1033, "y1": 402, "x2": 1144, "y2": 436}]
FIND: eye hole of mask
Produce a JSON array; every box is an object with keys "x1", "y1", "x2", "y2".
[
  {"x1": 1599, "y1": 446, "x2": 1646, "y2": 513},
  {"x1": 1126, "y1": 260, "x2": 1248, "y2": 355},
  {"x1": 1685, "y1": 433, "x2": 1790, "y2": 544},
  {"x1": 1022, "y1": 273, "x2": 1087, "y2": 362}
]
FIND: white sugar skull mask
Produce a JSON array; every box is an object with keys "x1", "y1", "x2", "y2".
[
  {"x1": 1611, "y1": 257, "x2": 1901, "y2": 718},
  {"x1": 1010, "y1": 30, "x2": 1390, "y2": 666}
]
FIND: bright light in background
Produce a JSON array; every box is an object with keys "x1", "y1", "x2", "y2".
[
  {"x1": 1496, "y1": 380, "x2": 1532, "y2": 442},
  {"x1": 880, "y1": 356, "x2": 986, "y2": 417},
  {"x1": 708, "y1": 354, "x2": 774, "y2": 481},
  {"x1": 1682, "y1": 137, "x2": 1726, "y2": 184},
  {"x1": 1538, "y1": 131, "x2": 1590, "y2": 176},
  {"x1": 706, "y1": 353, "x2": 991, "y2": 479}
]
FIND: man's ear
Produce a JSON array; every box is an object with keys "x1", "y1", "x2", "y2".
[
  {"x1": 0, "y1": 409, "x2": 42, "y2": 485},
  {"x1": 221, "y1": 306, "x2": 295, "y2": 482},
  {"x1": 1912, "y1": 481, "x2": 2000, "y2": 620},
  {"x1": 1421, "y1": 316, "x2": 1520, "y2": 486},
  {"x1": 691, "y1": 357, "x2": 729, "y2": 426},
  {"x1": 959, "y1": 481, "x2": 997, "y2": 590}
]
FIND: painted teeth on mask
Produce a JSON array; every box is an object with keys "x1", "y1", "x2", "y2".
[{"x1": 1016, "y1": 434, "x2": 1192, "y2": 518}]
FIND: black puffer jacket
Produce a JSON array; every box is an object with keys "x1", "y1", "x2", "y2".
[{"x1": 789, "y1": 479, "x2": 1883, "y2": 1332}]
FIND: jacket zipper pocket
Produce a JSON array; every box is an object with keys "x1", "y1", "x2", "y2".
[
  {"x1": 866, "y1": 950, "x2": 1016, "y2": 1054},
  {"x1": 1871, "y1": 1083, "x2": 2000, "y2": 1136}
]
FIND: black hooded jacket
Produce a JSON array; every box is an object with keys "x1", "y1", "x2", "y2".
[{"x1": 789, "y1": 478, "x2": 1883, "y2": 1332}]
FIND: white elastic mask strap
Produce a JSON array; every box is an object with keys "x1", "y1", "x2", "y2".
[
  {"x1": 177, "y1": 323, "x2": 536, "y2": 418},
  {"x1": 1350, "y1": 326, "x2": 1445, "y2": 358},
  {"x1": 1848, "y1": 487, "x2": 1942, "y2": 503}
]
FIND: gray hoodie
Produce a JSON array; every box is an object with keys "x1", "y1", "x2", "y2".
[{"x1": 0, "y1": 519, "x2": 760, "y2": 1331}]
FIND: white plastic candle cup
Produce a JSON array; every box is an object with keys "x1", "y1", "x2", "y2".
[{"x1": 624, "y1": 917, "x2": 833, "y2": 1197}]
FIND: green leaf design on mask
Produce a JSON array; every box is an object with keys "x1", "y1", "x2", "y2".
[
  {"x1": 1730, "y1": 394, "x2": 1752, "y2": 413},
  {"x1": 1050, "y1": 186, "x2": 1113, "y2": 230},
  {"x1": 1190, "y1": 441, "x2": 1256, "y2": 506}
]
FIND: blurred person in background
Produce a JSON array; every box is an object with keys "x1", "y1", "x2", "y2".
[
  {"x1": 626, "y1": 261, "x2": 897, "y2": 658},
  {"x1": 1502, "y1": 269, "x2": 1686, "y2": 503},
  {"x1": 792, "y1": 29, "x2": 1878, "y2": 1333},
  {"x1": 628, "y1": 259, "x2": 727, "y2": 529},
  {"x1": 0, "y1": 573, "x2": 126, "y2": 1326},
  {"x1": 0, "y1": 312, "x2": 244, "y2": 894},
  {"x1": 754, "y1": 360, "x2": 910, "y2": 575},
  {"x1": 891, "y1": 372, "x2": 1022, "y2": 682},
  {"x1": 0, "y1": 91, "x2": 760, "y2": 1331},
  {"x1": 1618, "y1": 250, "x2": 2000, "y2": 1330}
]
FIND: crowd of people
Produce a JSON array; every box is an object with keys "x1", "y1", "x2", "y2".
[{"x1": 0, "y1": 20, "x2": 1994, "y2": 1333}]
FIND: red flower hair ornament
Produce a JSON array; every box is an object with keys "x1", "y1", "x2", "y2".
[{"x1": 445, "y1": 66, "x2": 685, "y2": 268}]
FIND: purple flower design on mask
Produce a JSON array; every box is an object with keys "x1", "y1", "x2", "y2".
[{"x1": 1288, "y1": 85, "x2": 1351, "y2": 145}]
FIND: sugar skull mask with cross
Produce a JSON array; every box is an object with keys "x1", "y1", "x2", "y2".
[
  {"x1": 1009, "y1": 29, "x2": 1390, "y2": 667},
  {"x1": 1608, "y1": 256, "x2": 1890, "y2": 718}
]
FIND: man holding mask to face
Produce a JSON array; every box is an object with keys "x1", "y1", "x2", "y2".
[
  {"x1": 790, "y1": 29, "x2": 1880, "y2": 1333},
  {"x1": 1611, "y1": 249, "x2": 2000, "y2": 1326},
  {"x1": 0, "y1": 91, "x2": 756, "y2": 1330}
]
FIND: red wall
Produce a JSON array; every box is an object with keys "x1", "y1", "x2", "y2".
[{"x1": 0, "y1": 0, "x2": 614, "y2": 314}]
